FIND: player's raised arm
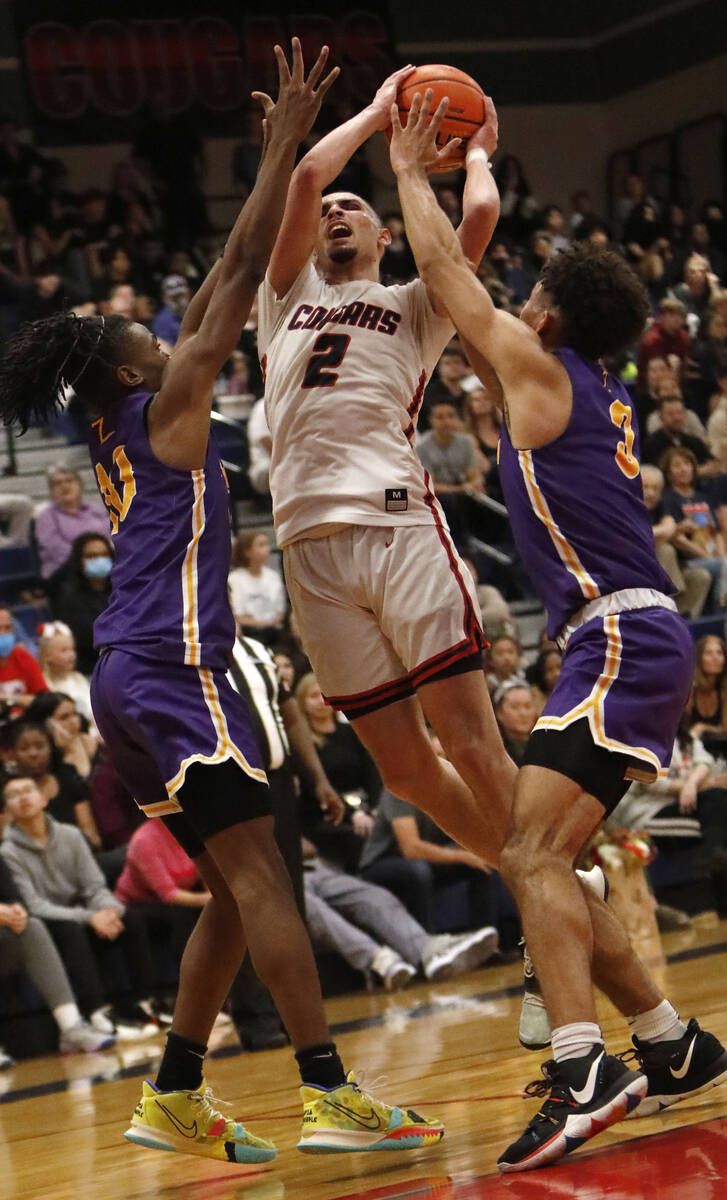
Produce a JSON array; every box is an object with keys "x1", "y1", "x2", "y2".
[
  {"x1": 267, "y1": 64, "x2": 414, "y2": 297},
  {"x1": 389, "y1": 91, "x2": 568, "y2": 438},
  {"x1": 455, "y1": 95, "x2": 501, "y2": 269},
  {"x1": 174, "y1": 259, "x2": 223, "y2": 349},
  {"x1": 148, "y1": 39, "x2": 338, "y2": 469}
]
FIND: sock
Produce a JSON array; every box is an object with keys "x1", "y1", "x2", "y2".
[
  {"x1": 53, "y1": 1002, "x2": 82, "y2": 1033},
  {"x1": 156, "y1": 1031, "x2": 207, "y2": 1093},
  {"x1": 628, "y1": 999, "x2": 687, "y2": 1043},
  {"x1": 551, "y1": 1022, "x2": 603, "y2": 1063},
  {"x1": 295, "y1": 1042, "x2": 346, "y2": 1090}
]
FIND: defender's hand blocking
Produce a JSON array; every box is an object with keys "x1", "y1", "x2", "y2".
[
  {"x1": 388, "y1": 89, "x2": 463, "y2": 175},
  {"x1": 252, "y1": 38, "x2": 340, "y2": 147},
  {"x1": 369, "y1": 63, "x2": 416, "y2": 130},
  {"x1": 467, "y1": 93, "x2": 499, "y2": 160}
]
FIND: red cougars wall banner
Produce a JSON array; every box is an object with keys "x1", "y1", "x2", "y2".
[{"x1": 14, "y1": 1, "x2": 396, "y2": 145}]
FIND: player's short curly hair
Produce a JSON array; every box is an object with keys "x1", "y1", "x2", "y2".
[{"x1": 539, "y1": 243, "x2": 650, "y2": 360}]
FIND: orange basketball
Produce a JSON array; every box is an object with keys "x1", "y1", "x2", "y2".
[{"x1": 395, "y1": 64, "x2": 486, "y2": 173}]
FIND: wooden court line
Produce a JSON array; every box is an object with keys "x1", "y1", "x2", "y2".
[{"x1": 1, "y1": 938, "x2": 725, "y2": 1108}]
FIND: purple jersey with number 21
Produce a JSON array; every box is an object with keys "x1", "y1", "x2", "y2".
[
  {"x1": 90, "y1": 390, "x2": 236, "y2": 669},
  {"x1": 88, "y1": 390, "x2": 266, "y2": 819}
]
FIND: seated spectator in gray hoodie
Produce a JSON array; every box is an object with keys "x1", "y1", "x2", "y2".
[
  {"x1": 1, "y1": 774, "x2": 158, "y2": 1039},
  {"x1": 0, "y1": 847, "x2": 114, "y2": 1055}
]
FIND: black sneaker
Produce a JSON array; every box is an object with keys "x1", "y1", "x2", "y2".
[
  {"x1": 236, "y1": 1018, "x2": 289, "y2": 1052},
  {"x1": 497, "y1": 1045, "x2": 647, "y2": 1173},
  {"x1": 626, "y1": 1018, "x2": 727, "y2": 1117},
  {"x1": 110, "y1": 1005, "x2": 161, "y2": 1042}
]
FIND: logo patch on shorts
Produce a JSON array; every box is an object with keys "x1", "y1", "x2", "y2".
[{"x1": 385, "y1": 488, "x2": 408, "y2": 512}]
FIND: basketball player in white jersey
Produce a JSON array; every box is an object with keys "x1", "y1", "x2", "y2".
[{"x1": 257, "y1": 67, "x2": 516, "y2": 864}]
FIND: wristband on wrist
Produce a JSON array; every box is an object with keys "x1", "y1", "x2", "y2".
[{"x1": 466, "y1": 147, "x2": 490, "y2": 169}]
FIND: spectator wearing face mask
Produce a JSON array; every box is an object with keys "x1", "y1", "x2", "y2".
[
  {"x1": 35, "y1": 466, "x2": 111, "y2": 581},
  {"x1": 151, "y1": 274, "x2": 191, "y2": 348},
  {"x1": 50, "y1": 533, "x2": 113, "y2": 675},
  {"x1": 0, "y1": 605, "x2": 47, "y2": 708}
]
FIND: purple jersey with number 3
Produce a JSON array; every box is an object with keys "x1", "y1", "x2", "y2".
[
  {"x1": 497, "y1": 348, "x2": 673, "y2": 640},
  {"x1": 90, "y1": 390, "x2": 235, "y2": 669}
]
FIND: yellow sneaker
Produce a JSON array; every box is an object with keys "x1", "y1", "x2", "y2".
[
  {"x1": 297, "y1": 1070, "x2": 444, "y2": 1154},
  {"x1": 124, "y1": 1079, "x2": 277, "y2": 1164}
]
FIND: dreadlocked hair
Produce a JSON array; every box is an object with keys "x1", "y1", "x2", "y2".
[
  {"x1": 0, "y1": 312, "x2": 131, "y2": 433},
  {"x1": 539, "y1": 243, "x2": 650, "y2": 361}
]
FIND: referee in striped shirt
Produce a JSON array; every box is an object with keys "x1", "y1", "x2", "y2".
[{"x1": 227, "y1": 633, "x2": 343, "y2": 1049}]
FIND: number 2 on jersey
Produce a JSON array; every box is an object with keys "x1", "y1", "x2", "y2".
[
  {"x1": 609, "y1": 400, "x2": 640, "y2": 479},
  {"x1": 302, "y1": 333, "x2": 351, "y2": 388}
]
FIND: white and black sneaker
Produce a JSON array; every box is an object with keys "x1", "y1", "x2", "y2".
[
  {"x1": 422, "y1": 926, "x2": 499, "y2": 981},
  {"x1": 625, "y1": 1018, "x2": 727, "y2": 1117},
  {"x1": 138, "y1": 997, "x2": 174, "y2": 1027},
  {"x1": 59, "y1": 1023, "x2": 115, "y2": 1054},
  {"x1": 497, "y1": 1045, "x2": 647, "y2": 1173},
  {"x1": 112, "y1": 1005, "x2": 163, "y2": 1041},
  {"x1": 369, "y1": 945, "x2": 417, "y2": 991}
]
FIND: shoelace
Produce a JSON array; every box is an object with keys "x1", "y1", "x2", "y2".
[
  {"x1": 350, "y1": 1070, "x2": 389, "y2": 1096},
  {"x1": 523, "y1": 1061, "x2": 560, "y2": 1100},
  {"x1": 617, "y1": 1047, "x2": 641, "y2": 1068},
  {"x1": 190, "y1": 1087, "x2": 234, "y2": 1131},
  {"x1": 519, "y1": 938, "x2": 535, "y2": 980},
  {"x1": 522, "y1": 1062, "x2": 570, "y2": 1128},
  {"x1": 619, "y1": 1041, "x2": 679, "y2": 1070}
]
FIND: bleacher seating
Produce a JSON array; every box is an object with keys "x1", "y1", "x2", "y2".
[
  {"x1": 0, "y1": 546, "x2": 38, "y2": 605},
  {"x1": 686, "y1": 614, "x2": 726, "y2": 642}
]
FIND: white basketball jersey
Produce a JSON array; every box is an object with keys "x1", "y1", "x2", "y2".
[{"x1": 258, "y1": 262, "x2": 453, "y2": 548}]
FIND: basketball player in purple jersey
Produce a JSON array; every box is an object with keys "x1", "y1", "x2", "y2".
[
  {"x1": 0, "y1": 44, "x2": 447, "y2": 1166},
  {"x1": 389, "y1": 94, "x2": 727, "y2": 1172}
]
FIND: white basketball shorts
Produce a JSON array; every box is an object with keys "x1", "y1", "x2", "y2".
[{"x1": 283, "y1": 522, "x2": 486, "y2": 716}]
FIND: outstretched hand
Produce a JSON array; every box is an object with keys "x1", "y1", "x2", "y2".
[
  {"x1": 251, "y1": 37, "x2": 340, "y2": 148},
  {"x1": 467, "y1": 94, "x2": 498, "y2": 159},
  {"x1": 369, "y1": 64, "x2": 416, "y2": 130},
  {"x1": 388, "y1": 88, "x2": 462, "y2": 175}
]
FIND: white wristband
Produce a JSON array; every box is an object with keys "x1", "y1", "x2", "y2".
[{"x1": 466, "y1": 147, "x2": 489, "y2": 169}]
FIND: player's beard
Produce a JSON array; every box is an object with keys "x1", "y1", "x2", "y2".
[{"x1": 328, "y1": 244, "x2": 357, "y2": 264}]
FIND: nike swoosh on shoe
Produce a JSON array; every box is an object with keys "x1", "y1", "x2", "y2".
[
  {"x1": 670, "y1": 1035, "x2": 697, "y2": 1080},
  {"x1": 156, "y1": 1103, "x2": 199, "y2": 1138},
  {"x1": 569, "y1": 1053, "x2": 604, "y2": 1104},
  {"x1": 324, "y1": 1100, "x2": 382, "y2": 1130}
]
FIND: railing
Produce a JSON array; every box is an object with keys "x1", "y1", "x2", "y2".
[
  {"x1": 606, "y1": 112, "x2": 726, "y2": 226},
  {"x1": 3, "y1": 424, "x2": 18, "y2": 477}
]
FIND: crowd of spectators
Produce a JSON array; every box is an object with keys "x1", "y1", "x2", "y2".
[{"x1": 0, "y1": 114, "x2": 726, "y2": 1065}]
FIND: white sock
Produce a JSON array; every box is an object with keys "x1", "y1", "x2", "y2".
[
  {"x1": 628, "y1": 999, "x2": 686, "y2": 1043},
  {"x1": 53, "y1": 1002, "x2": 82, "y2": 1032},
  {"x1": 551, "y1": 1022, "x2": 603, "y2": 1063}
]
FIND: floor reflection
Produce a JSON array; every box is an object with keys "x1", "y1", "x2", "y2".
[{"x1": 331, "y1": 1116, "x2": 727, "y2": 1200}]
